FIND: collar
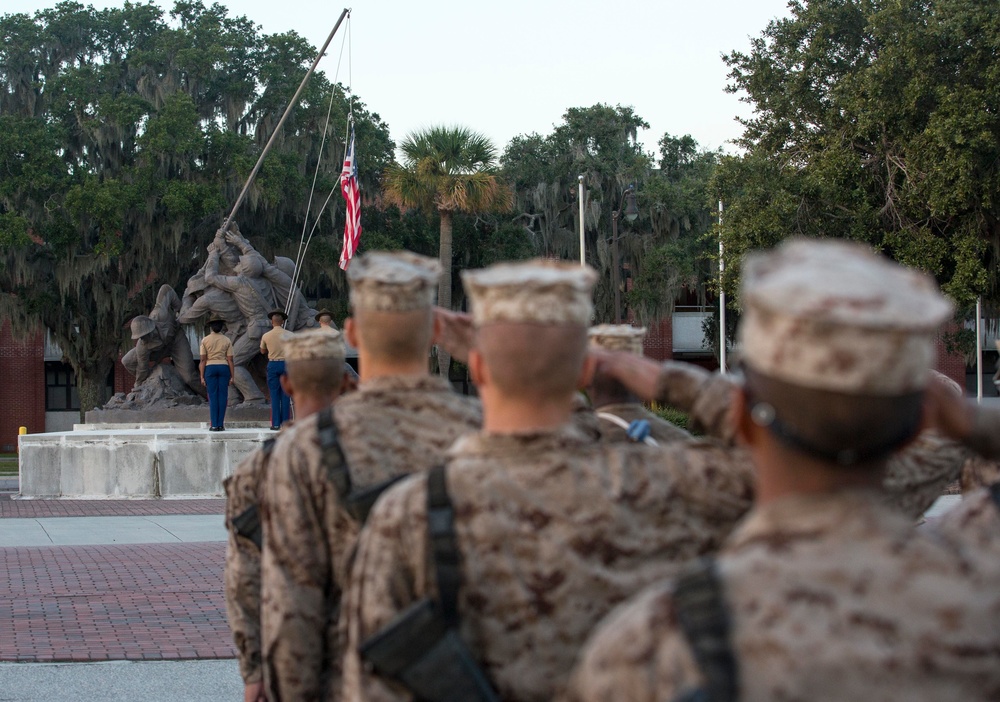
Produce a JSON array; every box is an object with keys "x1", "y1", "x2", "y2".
[
  {"x1": 448, "y1": 421, "x2": 595, "y2": 458},
  {"x1": 357, "y1": 374, "x2": 453, "y2": 397},
  {"x1": 726, "y1": 489, "x2": 912, "y2": 552}
]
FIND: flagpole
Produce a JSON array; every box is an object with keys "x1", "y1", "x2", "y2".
[
  {"x1": 977, "y1": 297, "x2": 983, "y2": 403},
  {"x1": 718, "y1": 200, "x2": 726, "y2": 374},
  {"x1": 222, "y1": 8, "x2": 350, "y2": 232},
  {"x1": 578, "y1": 175, "x2": 585, "y2": 266}
]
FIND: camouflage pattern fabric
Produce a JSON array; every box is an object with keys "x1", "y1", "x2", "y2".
[
  {"x1": 561, "y1": 491, "x2": 1000, "y2": 702},
  {"x1": 223, "y1": 442, "x2": 272, "y2": 684},
  {"x1": 655, "y1": 361, "x2": 967, "y2": 520},
  {"x1": 260, "y1": 375, "x2": 480, "y2": 702},
  {"x1": 931, "y1": 485, "x2": 1000, "y2": 561},
  {"x1": 341, "y1": 424, "x2": 755, "y2": 702}
]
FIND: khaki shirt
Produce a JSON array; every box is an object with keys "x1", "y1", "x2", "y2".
[
  {"x1": 223, "y1": 440, "x2": 275, "y2": 684},
  {"x1": 260, "y1": 375, "x2": 481, "y2": 702},
  {"x1": 594, "y1": 402, "x2": 691, "y2": 445},
  {"x1": 200, "y1": 331, "x2": 232, "y2": 365},
  {"x1": 561, "y1": 491, "x2": 1000, "y2": 702},
  {"x1": 341, "y1": 426, "x2": 755, "y2": 702},
  {"x1": 260, "y1": 327, "x2": 288, "y2": 361}
]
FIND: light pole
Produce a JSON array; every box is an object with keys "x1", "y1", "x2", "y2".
[{"x1": 611, "y1": 186, "x2": 639, "y2": 324}]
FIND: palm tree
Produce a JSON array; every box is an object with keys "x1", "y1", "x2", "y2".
[{"x1": 384, "y1": 126, "x2": 512, "y2": 375}]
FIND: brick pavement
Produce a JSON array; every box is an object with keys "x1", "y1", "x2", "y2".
[
  {"x1": 0, "y1": 499, "x2": 225, "y2": 518},
  {"x1": 0, "y1": 542, "x2": 234, "y2": 662}
]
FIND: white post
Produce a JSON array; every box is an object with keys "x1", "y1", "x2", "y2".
[
  {"x1": 718, "y1": 200, "x2": 726, "y2": 374},
  {"x1": 578, "y1": 175, "x2": 586, "y2": 266},
  {"x1": 977, "y1": 297, "x2": 983, "y2": 403}
]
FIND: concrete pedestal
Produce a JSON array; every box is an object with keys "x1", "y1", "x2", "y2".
[{"x1": 17, "y1": 424, "x2": 272, "y2": 498}]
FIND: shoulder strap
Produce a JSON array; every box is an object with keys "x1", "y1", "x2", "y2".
[
  {"x1": 990, "y1": 481, "x2": 1000, "y2": 512},
  {"x1": 316, "y1": 406, "x2": 352, "y2": 500},
  {"x1": 426, "y1": 464, "x2": 461, "y2": 626},
  {"x1": 671, "y1": 558, "x2": 738, "y2": 702},
  {"x1": 261, "y1": 436, "x2": 277, "y2": 456}
]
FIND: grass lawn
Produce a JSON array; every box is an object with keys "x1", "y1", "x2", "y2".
[{"x1": 0, "y1": 453, "x2": 18, "y2": 476}]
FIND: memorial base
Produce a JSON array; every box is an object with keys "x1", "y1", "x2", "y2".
[{"x1": 17, "y1": 423, "x2": 273, "y2": 499}]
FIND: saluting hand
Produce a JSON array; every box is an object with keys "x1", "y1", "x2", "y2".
[{"x1": 433, "y1": 308, "x2": 474, "y2": 365}]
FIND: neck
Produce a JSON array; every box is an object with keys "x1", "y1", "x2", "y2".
[
  {"x1": 750, "y1": 439, "x2": 884, "y2": 505},
  {"x1": 293, "y1": 395, "x2": 335, "y2": 419},
  {"x1": 482, "y1": 391, "x2": 573, "y2": 434},
  {"x1": 358, "y1": 351, "x2": 429, "y2": 383}
]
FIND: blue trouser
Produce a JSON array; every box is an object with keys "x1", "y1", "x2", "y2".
[
  {"x1": 205, "y1": 364, "x2": 231, "y2": 428},
  {"x1": 267, "y1": 360, "x2": 291, "y2": 427}
]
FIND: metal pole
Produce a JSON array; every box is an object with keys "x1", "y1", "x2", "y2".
[
  {"x1": 222, "y1": 8, "x2": 350, "y2": 231},
  {"x1": 718, "y1": 200, "x2": 726, "y2": 373},
  {"x1": 578, "y1": 175, "x2": 585, "y2": 266},
  {"x1": 612, "y1": 213, "x2": 621, "y2": 324},
  {"x1": 977, "y1": 297, "x2": 983, "y2": 403}
]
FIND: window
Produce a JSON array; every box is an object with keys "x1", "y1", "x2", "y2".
[
  {"x1": 44, "y1": 362, "x2": 114, "y2": 412},
  {"x1": 45, "y1": 362, "x2": 79, "y2": 411}
]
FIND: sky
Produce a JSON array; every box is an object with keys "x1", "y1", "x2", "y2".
[{"x1": 7, "y1": 0, "x2": 793, "y2": 158}]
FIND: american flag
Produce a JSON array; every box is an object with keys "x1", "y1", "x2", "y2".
[{"x1": 338, "y1": 128, "x2": 361, "y2": 270}]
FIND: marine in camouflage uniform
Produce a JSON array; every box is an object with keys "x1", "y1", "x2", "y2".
[
  {"x1": 259, "y1": 252, "x2": 481, "y2": 702},
  {"x1": 224, "y1": 329, "x2": 353, "y2": 702},
  {"x1": 341, "y1": 261, "x2": 756, "y2": 702},
  {"x1": 925, "y1": 386, "x2": 1000, "y2": 560},
  {"x1": 586, "y1": 325, "x2": 691, "y2": 446},
  {"x1": 562, "y1": 239, "x2": 1000, "y2": 702}
]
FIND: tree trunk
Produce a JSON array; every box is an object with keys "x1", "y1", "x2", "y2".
[
  {"x1": 437, "y1": 210, "x2": 453, "y2": 378},
  {"x1": 77, "y1": 361, "x2": 113, "y2": 423}
]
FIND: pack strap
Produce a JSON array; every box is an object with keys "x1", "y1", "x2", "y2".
[
  {"x1": 671, "y1": 558, "x2": 738, "y2": 702},
  {"x1": 427, "y1": 464, "x2": 461, "y2": 626},
  {"x1": 316, "y1": 405, "x2": 351, "y2": 499}
]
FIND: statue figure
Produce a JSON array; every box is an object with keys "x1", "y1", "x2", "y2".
[
  {"x1": 122, "y1": 284, "x2": 202, "y2": 395},
  {"x1": 111, "y1": 220, "x2": 325, "y2": 412},
  {"x1": 267, "y1": 256, "x2": 320, "y2": 332},
  {"x1": 201, "y1": 229, "x2": 275, "y2": 404}
]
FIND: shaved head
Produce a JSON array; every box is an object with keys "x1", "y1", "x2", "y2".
[
  {"x1": 285, "y1": 358, "x2": 345, "y2": 399},
  {"x1": 475, "y1": 323, "x2": 589, "y2": 401},
  {"x1": 352, "y1": 306, "x2": 434, "y2": 364}
]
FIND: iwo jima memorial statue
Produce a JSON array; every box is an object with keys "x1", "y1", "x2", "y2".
[{"x1": 18, "y1": 9, "x2": 357, "y2": 498}]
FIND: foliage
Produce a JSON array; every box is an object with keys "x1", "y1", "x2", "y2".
[
  {"x1": 502, "y1": 104, "x2": 720, "y2": 324},
  {"x1": 650, "y1": 404, "x2": 690, "y2": 433},
  {"x1": 0, "y1": 1, "x2": 393, "y2": 410},
  {"x1": 714, "y1": 0, "x2": 1000, "y2": 305}
]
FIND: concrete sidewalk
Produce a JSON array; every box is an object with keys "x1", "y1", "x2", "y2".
[
  {"x1": 0, "y1": 660, "x2": 242, "y2": 701},
  {"x1": 0, "y1": 514, "x2": 225, "y2": 547}
]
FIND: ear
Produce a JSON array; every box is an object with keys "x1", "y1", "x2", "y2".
[
  {"x1": 344, "y1": 317, "x2": 359, "y2": 349},
  {"x1": 469, "y1": 349, "x2": 487, "y2": 389},
  {"x1": 431, "y1": 312, "x2": 443, "y2": 345},
  {"x1": 577, "y1": 353, "x2": 597, "y2": 391},
  {"x1": 733, "y1": 386, "x2": 756, "y2": 447},
  {"x1": 339, "y1": 370, "x2": 358, "y2": 396},
  {"x1": 279, "y1": 374, "x2": 294, "y2": 398}
]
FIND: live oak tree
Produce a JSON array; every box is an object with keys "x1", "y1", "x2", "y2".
[
  {"x1": 0, "y1": 1, "x2": 392, "y2": 415},
  {"x1": 502, "y1": 104, "x2": 718, "y2": 325},
  {"x1": 714, "y1": 0, "x2": 1000, "y2": 306}
]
